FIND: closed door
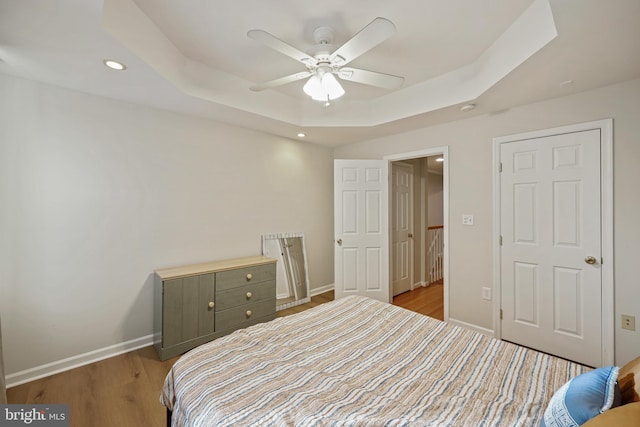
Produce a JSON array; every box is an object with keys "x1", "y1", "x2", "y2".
[
  {"x1": 500, "y1": 129, "x2": 602, "y2": 367},
  {"x1": 334, "y1": 160, "x2": 389, "y2": 303},
  {"x1": 391, "y1": 162, "x2": 413, "y2": 296}
]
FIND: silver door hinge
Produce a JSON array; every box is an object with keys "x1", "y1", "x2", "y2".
[
  {"x1": 500, "y1": 309, "x2": 503, "y2": 320},
  {"x1": 601, "y1": 257, "x2": 604, "y2": 264},
  {"x1": 499, "y1": 235, "x2": 503, "y2": 246},
  {"x1": 499, "y1": 163, "x2": 503, "y2": 173}
]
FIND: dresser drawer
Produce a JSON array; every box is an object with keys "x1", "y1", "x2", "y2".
[
  {"x1": 216, "y1": 264, "x2": 275, "y2": 291},
  {"x1": 215, "y1": 281, "x2": 275, "y2": 311},
  {"x1": 215, "y1": 298, "x2": 275, "y2": 332}
]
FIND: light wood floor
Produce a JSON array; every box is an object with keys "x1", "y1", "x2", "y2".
[
  {"x1": 393, "y1": 280, "x2": 444, "y2": 320},
  {"x1": 7, "y1": 285, "x2": 442, "y2": 427},
  {"x1": 7, "y1": 345, "x2": 179, "y2": 427},
  {"x1": 276, "y1": 290, "x2": 334, "y2": 317}
]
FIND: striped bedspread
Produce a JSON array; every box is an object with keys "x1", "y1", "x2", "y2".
[{"x1": 161, "y1": 295, "x2": 588, "y2": 426}]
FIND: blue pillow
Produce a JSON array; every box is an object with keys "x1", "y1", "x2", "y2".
[{"x1": 541, "y1": 366, "x2": 620, "y2": 427}]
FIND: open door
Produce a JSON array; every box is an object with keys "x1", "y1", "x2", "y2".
[{"x1": 334, "y1": 160, "x2": 389, "y2": 303}]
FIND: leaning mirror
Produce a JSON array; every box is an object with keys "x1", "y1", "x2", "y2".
[{"x1": 262, "y1": 233, "x2": 311, "y2": 311}]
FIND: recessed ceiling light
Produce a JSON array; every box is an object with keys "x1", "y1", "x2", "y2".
[
  {"x1": 103, "y1": 59, "x2": 126, "y2": 71},
  {"x1": 297, "y1": 133, "x2": 306, "y2": 138},
  {"x1": 460, "y1": 103, "x2": 475, "y2": 112},
  {"x1": 435, "y1": 157, "x2": 444, "y2": 162},
  {"x1": 560, "y1": 80, "x2": 574, "y2": 87}
]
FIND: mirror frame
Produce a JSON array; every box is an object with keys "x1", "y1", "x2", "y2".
[{"x1": 262, "y1": 232, "x2": 311, "y2": 311}]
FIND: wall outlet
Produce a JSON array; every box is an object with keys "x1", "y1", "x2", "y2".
[
  {"x1": 482, "y1": 287, "x2": 492, "y2": 301},
  {"x1": 621, "y1": 314, "x2": 636, "y2": 331}
]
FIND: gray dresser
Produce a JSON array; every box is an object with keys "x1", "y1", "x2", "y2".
[{"x1": 154, "y1": 255, "x2": 277, "y2": 361}]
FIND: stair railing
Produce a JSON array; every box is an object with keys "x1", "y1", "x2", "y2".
[{"x1": 427, "y1": 225, "x2": 444, "y2": 284}]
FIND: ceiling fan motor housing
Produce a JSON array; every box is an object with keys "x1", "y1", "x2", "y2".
[
  {"x1": 313, "y1": 26, "x2": 334, "y2": 44},
  {"x1": 306, "y1": 26, "x2": 338, "y2": 71}
]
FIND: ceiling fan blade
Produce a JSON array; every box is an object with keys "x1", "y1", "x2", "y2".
[
  {"x1": 337, "y1": 67, "x2": 404, "y2": 90},
  {"x1": 329, "y1": 17, "x2": 396, "y2": 66},
  {"x1": 250, "y1": 71, "x2": 313, "y2": 91},
  {"x1": 248, "y1": 29, "x2": 317, "y2": 67}
]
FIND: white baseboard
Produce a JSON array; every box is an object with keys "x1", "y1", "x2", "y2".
[
  {"x1": 6, "y1": 334, "x2": 154, "y2": 388},
  {"x1": 447, "y1": 318, "x2": 495, "y2": 337},
  {"x1": 412, "y1": 281, "x2": 428, "y2": 289},
  {"x1": 310, "y1": 283, "x2": 334, "y2": 296}
]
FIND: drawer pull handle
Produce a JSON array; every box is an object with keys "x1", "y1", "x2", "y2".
[
  {"x1": 246, "y1": 310, "x2": 253, "y2": 317},
  {"x1": 246, "y1": 291, "x2": 253, "y2": 299},
  {"x1": 208, "y1": 301, "x2": 215, "y2": 309},
  {"x1": 246, "y1": 273, "x2": 253, "y2": 280}
]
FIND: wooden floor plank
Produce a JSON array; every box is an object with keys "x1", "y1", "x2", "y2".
[
  {"x1": 277, "y1": 290, "x2": 334, "y2": 317},
  {"x1": 7, "y1": 348, "x2": 179, "y2": 427},
  {"x1": 393, "y1": 282, "x2": 444, "y2": 320}
]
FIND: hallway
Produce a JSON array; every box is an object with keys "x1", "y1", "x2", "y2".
[{"x1": 393, "y1": 280, "x2": 444, "y2": 320}]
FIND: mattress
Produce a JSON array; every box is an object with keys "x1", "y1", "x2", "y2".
[{"x1": 161, "y1": 295, "x2": 588, "y2": 426}]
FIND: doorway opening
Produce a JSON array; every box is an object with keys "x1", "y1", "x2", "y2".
[{"x1": 386, "y1": 148, "x2": 448, "y2": 321}]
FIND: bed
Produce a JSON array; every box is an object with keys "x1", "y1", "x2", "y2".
[{"x1": 161, "y1": 295, "x2": 629, "y2": 426}]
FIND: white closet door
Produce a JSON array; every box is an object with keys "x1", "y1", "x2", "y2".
[{"x1": 500, "y1": 129, "x2": 602, "y2": 367}]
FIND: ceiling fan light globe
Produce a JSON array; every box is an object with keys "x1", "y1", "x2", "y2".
[
  {"x1": 303, "y1": 75, "x2": 322, "y2": 98},
  {"x1": 322, "y1": 73, "x2": 345, "y2": 100},
  {"x1": 303, "y1": 73, "x2": 345, "y2": 101}
]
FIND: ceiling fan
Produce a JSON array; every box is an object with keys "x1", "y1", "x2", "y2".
[{"x1": 247, "y1": 17, "x2": 404, "y2": 103}]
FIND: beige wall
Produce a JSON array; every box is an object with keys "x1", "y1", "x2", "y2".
[
  {"x1": 427, "y1": 171, "x2": 444, "y2": 227},
  {"x1": 0, "y1": 316, "x2": 6, "y2": 403},
  {"x1": 335, "y1": 78, "x2": 640, "y2": 366},
  {"x1": 0, "y1": 74, "x2": 335, "y2": 378}
]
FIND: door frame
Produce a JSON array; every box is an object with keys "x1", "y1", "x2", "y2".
[
  {"x1": 492, "y1": 119, "x2": 614, "y2": 365},
  {"x1": 384, "y1": 147, "x2": 450, "y2": 321}
]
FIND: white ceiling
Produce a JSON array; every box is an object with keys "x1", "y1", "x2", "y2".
[{"x1": 1, "y1": 0, "x2": 639, "y2": 147}]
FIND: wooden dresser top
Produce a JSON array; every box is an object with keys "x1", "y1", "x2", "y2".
[{"x1": 155, "y1": 255, "x2": 277, "y2": 280}]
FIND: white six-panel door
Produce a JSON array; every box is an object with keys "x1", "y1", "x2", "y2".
[
  {"x1": 392, "y1": 162, "x2": 413, "y2": 296},
  {"x1": 500, "y1": 129, "x2": 602, "y2": 367},
  {"x1": 334, "y1": 160, "x2": 390, "y2": 303}
]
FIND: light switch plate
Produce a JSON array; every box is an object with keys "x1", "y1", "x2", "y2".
[{"x1": 462, "y1": 214, "x2": 474, "y2": 225}]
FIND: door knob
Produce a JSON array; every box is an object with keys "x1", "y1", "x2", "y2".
[
  {"x1": 585, "y1": 256, "x2": 597, "y2": 265},
  {"x1": 408, "y1": 233, "x2": 414, "y2": 238},
  {"x1": 208, "y1": 301, "x2": 215, "y2": 309},
  {"x1": 336, "y1": 238, "x2": 342, "y2": 246}
]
